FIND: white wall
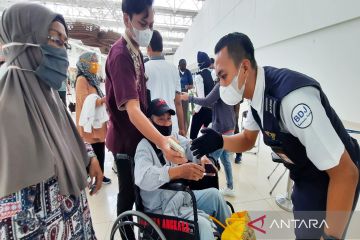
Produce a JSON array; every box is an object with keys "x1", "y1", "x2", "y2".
[{"x1": 174, "y1": 0, "x2": 360, "y2": 123}]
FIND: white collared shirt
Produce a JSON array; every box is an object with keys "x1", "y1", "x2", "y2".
[
  {"x1": 193, "y1": 68, "x2": 212, "y2": 113},
  {"x1": 244, "y1": 66, "x2": 344, "y2": 171}
]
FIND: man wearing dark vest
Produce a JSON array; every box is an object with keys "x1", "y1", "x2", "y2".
[{"x1": 190, "y1": 32, "x2": 360, "y2": 240}]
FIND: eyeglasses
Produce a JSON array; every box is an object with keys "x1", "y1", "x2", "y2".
[{"x1": 47, "y1": 35, "x2": 71, "y2": 50}]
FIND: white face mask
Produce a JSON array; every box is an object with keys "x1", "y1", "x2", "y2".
[
  {"x1": 219, "y1": 64, "x2": 246, "y2": 105},
  {"x1": 130, "y1": 21, "x2": 153, "y2": 47}
]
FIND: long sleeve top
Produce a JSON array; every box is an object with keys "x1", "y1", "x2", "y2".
[
  {"x1": 134, "y1": 133, "x2": 198, "y2": 213},
  {"x1": 75, "y1": 76, "x2": 107, "y2": 144},
  {"x1": 189, "y1": 83, "x2": 235, "y2": 134}
]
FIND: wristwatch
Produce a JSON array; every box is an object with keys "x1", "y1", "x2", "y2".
[{"x1": 322, "y1": 232, "x2": 339, "y2": 240}]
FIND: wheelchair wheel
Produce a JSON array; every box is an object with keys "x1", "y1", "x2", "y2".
[{"x1": 110, "y1": 210, "x2": 166, "y2": 240}]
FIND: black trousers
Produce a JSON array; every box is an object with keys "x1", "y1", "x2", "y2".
[
  {"x1": 113, "y1": 153, "x2": 136, "y2": 240},
  {"x1": 91, "y1": 142, "x2": 105, "y2": 173},
  {"x1": 58, "y1": 91, "x2": 66, "y2": 106},
  {"x1": 190, "y1": 108, "x2": 212, "y2": 140},
  {"x1": 234, "y1": 103, "x2": 242, "y2": 157},
  {"x1": 292, "y1": 167, "x2": 360, "y2": 239}
]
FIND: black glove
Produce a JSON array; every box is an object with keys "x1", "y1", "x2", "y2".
[{"x1": 190, "y1": 128, "x2": 224, "y2": 159}]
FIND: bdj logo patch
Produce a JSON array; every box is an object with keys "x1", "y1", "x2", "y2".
[{"x1": 291, "y1": 103, "x2": 313, "y2": 129}]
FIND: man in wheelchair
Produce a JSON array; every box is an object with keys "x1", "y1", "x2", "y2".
[{"x1": 134, "y1": 98, "x2": 231, "y2": 240}]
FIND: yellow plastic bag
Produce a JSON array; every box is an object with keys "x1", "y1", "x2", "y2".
[{"x1": 210, "y1": 211, "x2": 256, "y2": 240}]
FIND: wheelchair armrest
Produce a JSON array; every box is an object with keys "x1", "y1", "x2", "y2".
[{"x1": 159, "y1": 180, "x2": 189, "y2": 191}]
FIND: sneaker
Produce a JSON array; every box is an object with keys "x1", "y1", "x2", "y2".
[
  {"x1": 220, "y1": 187, "x2": 236, "y2": 197},
  {"x1": 102, "y1": 176, "x2": 112, "y2": 185},
  {"x1": 235, "y1": 154, "x2": 242, "y2": 164}
]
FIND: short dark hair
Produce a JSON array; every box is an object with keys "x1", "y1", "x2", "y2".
[
  {"x1": 214, "y1": 32, "x2": 257, "y2": 68},
  {"x1": 179, "y1": 59, "x2": 186, "y2": 66},
  {"x1": 149, "y1": 30, "x2": 163, "y2": 52},
  {"x1": 122, "y1": 0, "x2": 154, "y2": 18}
]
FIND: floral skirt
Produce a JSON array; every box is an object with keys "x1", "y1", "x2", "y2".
[{"x1": 0, "y1": 176, "x2": 96, "y2": 239}]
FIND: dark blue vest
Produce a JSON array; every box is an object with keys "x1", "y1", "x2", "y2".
[
  {"x1": 251, "y1": 66, "x2": 360, "y2": 181},
  {"x1": 198, "y1": 69, "x2": 215, "y2": 97}
]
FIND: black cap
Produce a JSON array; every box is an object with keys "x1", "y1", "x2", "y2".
[{"x1": 149, "y1": 98, "x2": 175, "y2": 116}]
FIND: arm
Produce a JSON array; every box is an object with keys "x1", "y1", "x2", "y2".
[
  {"x1": 174, "y1": 93, "x2": 186, "y2": 136},
  {"x1": 177, "y1": 134, "x2": 197, "y2": 163},
  {"x1": 190, "y1": 106, "x2": 260, "y2": 158},
  {"x1": 223, "y1": 129, "x2": 259, "y2": 153},
  {"x1": 223, "y1": 106, "x2": 260, "y2": 152},
  {"x1": 168, "y1": 163, "x2": 204, "y2": 181},
  {"x1": 75, "y1": 77, "x2": 90, "y2": 114},
  {"x1": 134, "y1": 140, "x2": 205, "y2": 191},
  {"x1": 110, "y1": 53, "x2": 185, "y2": 164},
  {"x1": 84, "y1": 142, "x2": 103, "y2": 195},
  {"x1": 280, "y1": 87, "x2": 357, "y2": 238},
  {"x1": 189, "y1": 83, "x2": 220, "y2": 108},
  {"x1": 174, "y1": 69, "x2": 186, "y2": 136},
  {"x1": 134, "y1": 141, "x2": 172, "y2": 191},
  {"x1": 95, "y1": 97, "x2": 105, "y2": 107},
  {"x1": 193, "y1": 75, "x2": 204, "y2": 113},
  {"x1": 76, "y1": 76, "x2": 104, "y2": 107},
  {"x1": 324, "y1": 150, "x2": 359, "y2": 238}
]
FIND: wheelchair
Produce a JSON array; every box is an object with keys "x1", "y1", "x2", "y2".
[{"x1": 110, "y1": 172, "x2": 235, "y2": 240}]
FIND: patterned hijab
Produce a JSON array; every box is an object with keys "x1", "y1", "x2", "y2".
[{"x1": 76, "y1": 52, "x2": 104, "y2": 97}]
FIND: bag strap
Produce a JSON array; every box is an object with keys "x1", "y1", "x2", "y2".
[
  {"x1": 149, "y1": 141, "x2": 167, "y2": 166},
  {"x1": 209, "y1": 216, "x2": 226, "y2": 230}
]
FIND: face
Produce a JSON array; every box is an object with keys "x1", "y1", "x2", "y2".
[
  {"x1": 48, "y1": 21, "x2": 70, "y2": 49},
  {"x1": 215, "y1": 47, "x2": 247, "y2": 89},
  {"x1": 151, "y1": 113, "x2": 172, "y2": 127},
  {"x1": 89, "y1": 60, "x2": 99, "y2": 74},
  {"x1": 124, "y1": 7, "x2": 154, "y2": 35},
  {"x1": 179, "y1": 63, "x2": 186, "y2": 71}
]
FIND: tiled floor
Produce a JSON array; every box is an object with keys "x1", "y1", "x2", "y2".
[
  {"x1": 79, "y1": 95, "x2": 360, "y2": 239},
  {"x1": 87, "y1": 137, "x2": 360, "y2": 240}
]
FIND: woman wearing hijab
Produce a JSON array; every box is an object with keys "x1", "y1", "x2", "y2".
[
  {"x1": 0, "y1": 3, "x2": 102, "y2": 238},
  {"x1": 75, "y1": 52, "x2": 111, "y2": 184}
]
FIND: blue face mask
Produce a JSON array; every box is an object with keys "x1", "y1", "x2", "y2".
[
  {"x1": 2, "y1": 42, "x2": 69, "y2": 90},
  {"x1": 35, "y1": 44, "x2": 69, "y2": 90}
]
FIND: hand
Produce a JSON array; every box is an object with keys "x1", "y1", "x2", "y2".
[
  {"x1": 179, "y1": 129, "x2": 186, "y2": 137},
  {"x1": 177, "y1": 163, "x2": 205, "y2": 181},
  {"x1": 200, "y1": 156, "x2": 214, "y2": 166},
  {"x1": 190, "y1": 128, "x2": 224, "y2": 159},
  {"x1": 160, "y1": 137, "x2": 187, "y2": 164},
  {"x1": 180, "y1": 92, "x2": 189, "y2": 101},
  {"x1": 101, "y1": 97, "x2": 106, "y2": 104},
  {"x1": 88, "y1": 157, "x2": 103, "y2": 195}
]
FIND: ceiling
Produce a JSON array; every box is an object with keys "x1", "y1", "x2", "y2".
[{"x1": 0, "y1": 0, "x2": 205, "y2": 55}]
